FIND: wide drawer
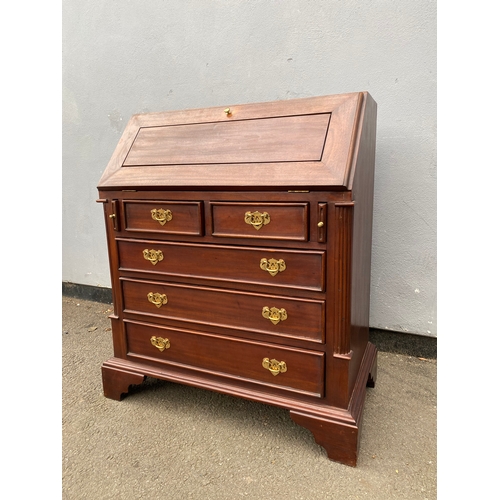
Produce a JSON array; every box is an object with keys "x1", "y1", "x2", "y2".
[
  {"x1": 117, "y1": 239, "x2": 325, "y2": 291},
  {"x1": 124, "y1": 319, "x2": 325, "y2": 397},
  {"x1": 123, "y1": 200, "x2": 203, "y2": 236},
  {"x1": 121, "y1": 278, "x2": 325, "y2": 343},
  {"x1": 211, "y1": 202, "x2": 309, "y2": 241}
]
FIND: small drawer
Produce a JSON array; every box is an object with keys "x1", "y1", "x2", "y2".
[
  {"x1": 117, "y1": 239, "x2": 325, "y2": 292},
  {"x1": 211, "y1": 202, "x2": 309, "y2": 241},
  {"x1": 123, "y1": 200, "x2": 203, "y2": 236},
  {"x1": 124, "y1": 320, "x2": 325, "y2": 397},
  {"x1": 121, "y1": 278, "x2": 325, "y2": 343}
]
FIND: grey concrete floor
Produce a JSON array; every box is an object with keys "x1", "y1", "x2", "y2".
[{"x1": 62, "y1": 296, "x2": 437, "y2": 499}]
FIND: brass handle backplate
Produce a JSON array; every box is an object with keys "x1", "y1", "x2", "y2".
[
  {"x1": 143, "y1": 249, "x2": 164, "y2": 265},
  {"x1": 151, "y1": 208, "x2": 172, "y2": 226},
  {"x1": 147, "y1": 292, "x2": 168, "y2": 308},
  {"x1": 245, "y1": 211, "x2": 270, "y2": 230},
  {"x1": 260, "y1": 258, "x2": 286, "y2": 276},
  {"x1": 262, "y1": 358, "x2": 287, "y2": 376},
  {"x1": 262, "y1": 306, "x2": 287, "y2": 325},
  {"x1": 150, "y1": 336, "x2": 170, "y2": 352}
]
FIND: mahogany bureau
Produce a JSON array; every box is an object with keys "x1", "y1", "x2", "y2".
[{"x1": 97, "y1": 92, "x2": 378, "y2": 466}]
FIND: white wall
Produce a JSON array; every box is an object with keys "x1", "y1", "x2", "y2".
[{"x1": 62, "y1": 0, "x2": 436, "y2": 337}]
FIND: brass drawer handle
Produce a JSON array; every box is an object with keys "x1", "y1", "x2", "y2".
[
  {"x1": 244, "y1": 211, "x2": 270, "y2": 230},
  {"x1": 260, "y1": 258, "x2": 286, "y2": 276},
  {"x1": 147, "y1": 292, "x2": 168, "y2": 308},
  {"x1": 262, "y1": 358, "x2": 287, "y2": 376},
  {"x1": 143, "y1": 249, "x2": 164, "y2": 265},
  {"x1": 151, "y1": 336, "x2": 170, "y2": 352},
  {"x1": 262, "y1": 306, "x2": 287, "y2": 325},
  {"x1": 151, "y1": 208, "x2": 172, "y2": 226}
]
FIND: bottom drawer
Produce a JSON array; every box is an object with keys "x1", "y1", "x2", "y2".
[{"x1": 124, "y1": 320, "x2": 325, "y2": 398}]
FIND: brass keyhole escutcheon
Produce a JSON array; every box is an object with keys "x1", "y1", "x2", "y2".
[
  {"x1": 262, "y1": 306, "x2": 287, "y2": 325},
  {"x1": 244, "y1": 211, "x2": 270, "y2": 230},
  {"x1": 150, "y1": 336, "x2": 170, "y2": 352},
  {"x1": 151, "y1": 208, "x2": 173, "y2": 226},
  {"x1": 262, "y1": 358, "x2": 287, "y2": 376},
  {"x1": 260, "y1": 258, "x2": 286, "y2": 276},
  {"x1": 143, "y1": 249, "x2": 164, "y2": 265},
  {"x1": 147, "y1": 292, "x2": 168, "y2": 308}
]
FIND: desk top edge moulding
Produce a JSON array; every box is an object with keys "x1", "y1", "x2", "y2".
[{"x1": 97, "y1": 91, "x2": 378, "y2": 466}]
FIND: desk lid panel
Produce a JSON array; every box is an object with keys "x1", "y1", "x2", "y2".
[
  {"x1": 123, "y1": 114, "x2": 330, "y2": 166},
  {"x1": 98, "y1": 92, "x2": 375, "y2": 190}
]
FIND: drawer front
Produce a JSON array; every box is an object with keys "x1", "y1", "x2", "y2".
[
  {"x1": 211, "y1": 202, "x2": 309, "y2": 241},
  {"x1": 123, "y1": 200, "x2": 203, "y2": 235},
  {"x1": 118, "y1": 239, "x2": 325, "y2": 291},
  {"x1": 122, "y1": 278, "x2": 325, "y2": 343},
  {"x1": 124, "y1": 320, "x2": 325, "y2": 397}
]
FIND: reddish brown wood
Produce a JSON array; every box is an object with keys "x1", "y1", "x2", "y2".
[
  {"x1": 291, "y1": 341, "x2": 377, "y2": 466},
  {"x1": 121, "y1": 278, "x2": 325, "y2": 343},
  {"x1": 290, "y1": 412, "x2": 360, "y2": 466},
  {"x1": 211, "y1": 202, "x2": 309, "y2": 241},
  {"x1": 97, "y1": 93, "x2": 364, "y2": 189},
  {"x1": 332, "y1": 202, "x2": 354, "y2": 356},
  {"x1": 97, "y1": 92, "x2": 377, "y2": 466},
  {"x1": 124, "y1": 320, "x2": 325, "y2": 397},
  {"x1": 317, "y1": 203, "x2": 327, "y2": 243},
  {"x1": 101, "y1": 362, "x2": 146, "y2": 401},
  {"x1": 348, "y1": 93, "x2": 378, "y2": 398},
  {"x1": 116, "y1": 239, "x2": 326, "y2": 292},
  {"x1": 124, "y1": 114, "x2": 330, "y2": 166},
  {"x1": 122, "y1": 200, "x2": 203, "y2": 236}
]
